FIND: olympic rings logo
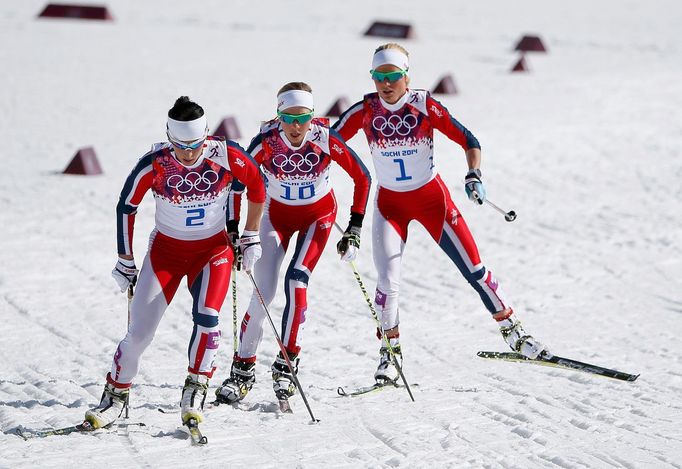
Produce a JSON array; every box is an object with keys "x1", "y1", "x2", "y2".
[
  {"x1": 271, "y1": 152, "x2": 320, "y2": 174},
  {"x1": 167, "y1": 170, "x2": 219, "y2": 193},
  {"x1": 372, "y1": 114, "x2": 418, "y2": 137}
]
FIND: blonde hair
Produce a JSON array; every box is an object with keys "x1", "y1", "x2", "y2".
[
  {"x1": 373, "y1": 43, "x2": 410, "y2": 85},
  {"x1": 374, "y1": 43, "x2": 409, "y2": 57},
  {"x1": 277, "y1": 82, "x2": 313, "y2": 95}
]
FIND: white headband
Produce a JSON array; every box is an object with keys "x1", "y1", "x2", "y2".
[
  {"x1": 277, "y1": 90, "x2": 314, "y2": 113},
  {"x1": 371, "y1": 49, "x2": 409, "y2": 71},
  {"x1": 167, "y1": 115, "x2": 208, "y2": 141}
]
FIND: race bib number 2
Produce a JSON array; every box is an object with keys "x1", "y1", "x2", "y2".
[{"x1": 186, "y1": 208, "x2": 205, "y2": 226}]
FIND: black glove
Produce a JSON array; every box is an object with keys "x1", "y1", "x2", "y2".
[
  {"x1": 337, "y1": 212, "x2": 364, "y2": 262},
  {"x1": 226, "y1": 219, "x2": 241, "y2": 269}
]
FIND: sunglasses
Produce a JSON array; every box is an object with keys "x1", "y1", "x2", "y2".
[
  {"x1": 167, "y1": 132, "x2": 206, "y2": 151},
  {"x1": 370, "y1": 69, "x2": 408, "y2": 82},
  {"x1": 277, "y1": 110, "x2": 314, "y2": 124}
]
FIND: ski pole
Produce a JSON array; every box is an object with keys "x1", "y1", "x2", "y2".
[
  {"x1": 127, "y1": 284, "x2": 134, "y2": 330},
  {"x1": 472, "y1": 193, "x2": 517, "y2": 222},
  {"x1": 232, "y1": 264, "x2": 238, "y2": 355},
  {"x1": 334, "y1": 223, "x2": 415, "y2": 402},
  {"x1": 126, "y1": 284, "x2": 134, "y2": 419},
  {"x1": 246, "y1": 271, "x2": 319, "y2": 423}
]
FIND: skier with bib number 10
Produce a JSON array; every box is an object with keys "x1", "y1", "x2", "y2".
[{"x1": 214, "y1": 82, "x2": 371, "y2": 406}]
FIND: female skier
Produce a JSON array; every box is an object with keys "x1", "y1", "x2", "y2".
[
  {"x1": 85, "y1": 96, "x2": 266, "y2": 428},
  {"x1": 332, "y1": 44, "x2": 547, "y2": 382},
  {"x1": 215, "y1": 82, "x2": 371, "y2": 404}
]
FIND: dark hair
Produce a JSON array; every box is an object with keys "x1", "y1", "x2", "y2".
[{"x1": 168, "y1": 96, "x2": 204, "y2": 121}]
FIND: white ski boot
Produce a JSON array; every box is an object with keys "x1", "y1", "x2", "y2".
[
  {"x1": 271, "y1": 352, "x2": 298, "y2": 399},
  {"x1": 498, "y1": 315, "x2": 548, "y2": 359},
  {"x1": 374, "y1": 339, "x2": 402, "y2": 383},
  {"x1": 215, "y1": 360, "x2": 256, "y2": 404},
  {"x1": 84, "y1": 382, "x2": 129, "y2": 429},
  {"x1": 181, "y1": 373, "x2": 208, "y2": 424}
]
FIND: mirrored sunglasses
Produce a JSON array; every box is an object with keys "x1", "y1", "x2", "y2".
[
  {"x1": 167, "y1": 132, "x2": 206, "y2": 151},
  {"x1": 370, "y1": 69, "x2": 408, "y2": 83},
  {"x1": 277, "y1": 110, "x2": 314, "y2": 124}
]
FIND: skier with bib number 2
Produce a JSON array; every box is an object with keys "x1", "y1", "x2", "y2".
[{"x1": 85, "y1": 97, "x2": 266, "y2": 429}]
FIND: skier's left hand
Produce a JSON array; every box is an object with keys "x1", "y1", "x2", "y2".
[
  {"x1": 226, "y1": 219, "x2": 240, "y2": 268},
  {"x1": 464, "y1": 168, "x2": 486, "y2": 204},
  {"x1": 238, "y1": 230, "x2": 261, "y2": 272}
]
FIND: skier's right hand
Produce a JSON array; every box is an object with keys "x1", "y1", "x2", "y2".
[{"x1": 111, "y1": 257, "x2": 138, "y2": 292}]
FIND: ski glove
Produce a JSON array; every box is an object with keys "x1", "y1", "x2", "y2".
[
  {"x1": 226, "y1": 219, "x2": 240, "y2": 266},
  {"x1": 239, "y1": 230, "x2": 262, "y2": 272},
  {"x1": 111, "y1": 257, "x2": 138, "y2": 292},
  {"x1": 464, "y1": 168, "x2": 486, "y2": 205},
  {"x1": 337, "y1": 213, "x2": 364, "y2": 262}
]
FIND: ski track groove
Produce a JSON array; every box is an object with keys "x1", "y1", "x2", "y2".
[
  {"x1": 117, "y1": 424, "x2": 155, "y2": 469},
  {"x1": 357, "y1": 417, "x2": 409, "y2": 460},
  {"x1": 2, "y1": 294, "x2": 73, "y2": 346}
]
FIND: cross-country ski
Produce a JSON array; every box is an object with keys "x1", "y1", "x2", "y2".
[
  {"x1": 14, "y1": 421, "x2": 146, "y2": 440},
  {"x1": 477, "y1": 351, "x2": 640, "y2": 382}
]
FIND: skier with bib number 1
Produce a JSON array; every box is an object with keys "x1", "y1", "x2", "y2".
[{"x1": 332, "y1": 43, "x2": 548, "y2": 384}]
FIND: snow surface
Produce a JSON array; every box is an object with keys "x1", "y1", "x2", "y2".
[{"x1": 1, "y1": 0, "x2": 681, "y2": 467}]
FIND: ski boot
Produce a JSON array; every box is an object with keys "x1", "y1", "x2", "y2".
[
  {"x1": 271, "y1": 351, "x2": 299, "y2": 400},
  {"x1": 215, "y1": 359, "x2": 256, "y2": 404},
  {"x1": 374, "y1": 338, "x2": 402, "y2": 383},
  {"x1": 84, "y1": 382, "x2": 129, "y2": 429},
  {"x1": 180, "y1": 373, "x2": 209, "y2": 425},
  {"x1": 498, "y1": 314, "x2": 548, "y2": 359}
]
